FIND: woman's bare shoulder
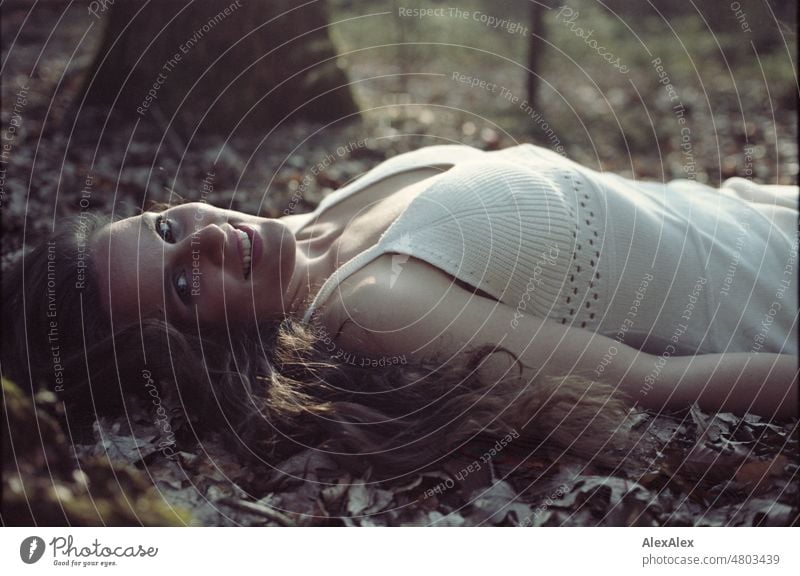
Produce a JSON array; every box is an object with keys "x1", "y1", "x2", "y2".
[{"x1": 318, "y1": 255, "x2": 511, "y2": 358}]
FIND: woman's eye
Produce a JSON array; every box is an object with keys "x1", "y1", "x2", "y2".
[
  {"x1": 175, "y1": 271, "x2": 192, "y2": 305},
  {"x1": 156, "y1": 216, "x2": 176, "y2": 243}
]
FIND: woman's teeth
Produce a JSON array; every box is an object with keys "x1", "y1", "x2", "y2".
[{"x1": 235, "y1": 229, "x2": 252, "y2": 277}]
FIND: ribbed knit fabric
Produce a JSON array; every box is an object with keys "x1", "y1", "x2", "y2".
[{"x1": 299, "y1": 144, "x2": 798, "y2": 356}]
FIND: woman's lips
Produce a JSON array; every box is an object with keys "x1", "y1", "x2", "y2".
[
  {"x1": 236, "y1": 224, "x2": 262, "y2": 271},
  {"x1": 230, "y1": 227, "x2": 250, "y2": 278}
]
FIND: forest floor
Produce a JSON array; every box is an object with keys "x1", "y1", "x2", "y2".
[{"x1": 2, "y1": 3, "x2": 798, "y2": 526}]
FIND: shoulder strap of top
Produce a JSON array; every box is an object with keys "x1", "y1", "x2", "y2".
[
  {"x1": 299, "y1": 144, "x2": 485, "y2": 324},
  {"x1": 312, "y1": 144, "x2": 482, "y2": 214}
]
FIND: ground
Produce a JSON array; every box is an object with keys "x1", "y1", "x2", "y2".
[{"x1": 1, "y1": 1, "x2": 798, "y2": 526}]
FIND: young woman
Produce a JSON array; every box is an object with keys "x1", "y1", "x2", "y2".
[{"x1": 3, "y1": 143, "x2": 797, "y2": 475}]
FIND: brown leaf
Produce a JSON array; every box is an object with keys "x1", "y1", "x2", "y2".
[{"x1": 735, "y1": 455, "x2": 788, "y2": 495}]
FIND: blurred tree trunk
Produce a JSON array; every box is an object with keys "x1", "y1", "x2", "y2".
[
  {"x1": 526, "y1": 1, "x2": 547, "y2": 111},
  {"x1": 75, "y1": 0, "x2": 359, "y2": 136}
]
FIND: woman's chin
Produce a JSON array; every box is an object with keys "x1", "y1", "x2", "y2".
[
  {"x1": 275, "y1": 224, "x2": 297, "y2": 290},
  {"x1": 243, "y1": 223, "x2": 297, "y2": 320}
]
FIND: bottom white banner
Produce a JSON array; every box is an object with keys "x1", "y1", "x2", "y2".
[{"x1": 1, "y1": 527, "x2": 797, "y2": 575}]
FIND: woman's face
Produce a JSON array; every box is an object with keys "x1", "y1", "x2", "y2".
[{"x1": 91, "y1": 202, "x2": 297, "y2": 330}]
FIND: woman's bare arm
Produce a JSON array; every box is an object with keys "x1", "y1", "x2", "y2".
[
  {"x1": 653, "y1": 352, "x2": 797, "y2": 419},
  {"x1": 324, "y1": 255, "x2": 797, "y2": 419}
]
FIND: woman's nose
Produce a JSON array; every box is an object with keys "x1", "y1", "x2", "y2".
[{"x1": 186, "y1": 222, "x2": 226, "y2": 268}]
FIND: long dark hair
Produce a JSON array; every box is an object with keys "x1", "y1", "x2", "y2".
[{"x1": 1, "y1": 208, "x2": 640, "y2": 478}]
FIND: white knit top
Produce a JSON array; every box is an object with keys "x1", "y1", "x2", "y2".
[{"x1": 298, "y1": 144, "x2": 798, "y2": 356}]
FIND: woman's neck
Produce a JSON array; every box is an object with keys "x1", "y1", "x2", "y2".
[{"x1": 282, "y1": 242, "x2": 337, "y2": 319}]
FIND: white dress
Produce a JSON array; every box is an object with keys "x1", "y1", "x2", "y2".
[{"x1": 297, "y1": 144, "x2": 799, "y2": 356}]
